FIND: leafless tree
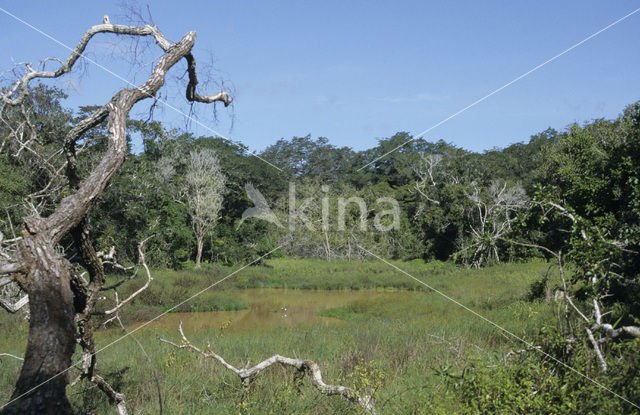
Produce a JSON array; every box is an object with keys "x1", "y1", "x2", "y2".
[
  {"x1": 413, "y1": 153, "x2": 443, "y2": 205},
  {"x1": 0, "y1": 16, "x2": 231, "y2": 415},
  {"x1": 413, "y1": 153, "x2": 528, "y2": 268},
  {"x1": 456, "y1": 180, "x2": 528, "y2": 267},
  {"x1": 185, "y1": 148, "x2": 226, "y2": 269}
]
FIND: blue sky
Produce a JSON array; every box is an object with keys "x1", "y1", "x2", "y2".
[{"x1": 1, "y1": 1, "x2": 640, "y2": 154}]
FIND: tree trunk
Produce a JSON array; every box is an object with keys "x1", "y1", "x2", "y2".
[
  {"x1": 1, "y1": 234, "x2": 76, "y2": 415},
  {"x1": 195, "y1": 235, "x2": 203, "y2": 269},
  {"x1": 0, "y1": 20, "x2": 231, "y2": 414}
]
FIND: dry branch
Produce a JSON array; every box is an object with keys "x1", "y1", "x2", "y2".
[
  {"x1": 0, "y1": 294, "x2": 28, "y2": 314},
  {"x1": 502, "y1": 199, "x2": 640, "y2": 373},
  {"x1": 70, "y1": 239, "x2": 155, "y2": 415},
  {"x1": 95, "y1": 239, "x2": 153, "y2": 316},
  {"x1": 0, "y1": 353, "x2": 24, "y2": 362},
  {"x1": 0, "y1": 276, "x2": 14, "y2": 288},
  {"x1": 0, "y1": 14, "x2": 231, "y2": 414},
  {"x1": 160, "y1": 322, "x2": 378, "y2": 414},
  {"x1": 90, "y1": 374, "x2": 127, "y2": 415}
]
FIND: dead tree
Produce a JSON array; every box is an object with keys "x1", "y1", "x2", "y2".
[
  {"x1": 0, "y1": 16, "x2": 231, "y2": 415},
  {"x1": 456, "y1": 180, "x2": 528, "y2": 267},
  {"x1": 413, "y1": 152, "x2": 528, "y2": 267},
  {"x1": 413, "y1": 153, "x2": 443, "y2": 206},
  {"x1": 160, "y1": 322, "x2": 378, "y2": 414}
]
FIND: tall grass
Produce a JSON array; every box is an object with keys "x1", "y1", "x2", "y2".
[{"x1": 0, "y1": 259, "x2": 559, "y2": 414}]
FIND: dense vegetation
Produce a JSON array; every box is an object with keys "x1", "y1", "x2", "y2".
[
  {"x1": 1, "y1": 85, "x2": 639, "y2": 413},
  {"x1": 1, "y1": 259, "x2": 559, "y2": 414},
  {"x1": 0, "y1": 86, "x2": 568, "y2": 267}
]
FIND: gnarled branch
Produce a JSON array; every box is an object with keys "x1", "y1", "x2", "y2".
[
  {"x1": 2, "y1": 19, "x2": 232, "y2": 244},
  {"x1": 160, "y1": 322, "x2": 378, "y2": 414},
  {"x1": 90, "y1": 374, "x2": 128, "y2": 415},
  {"x1": 95, "y1": 238, "x2": 153, "y2": 316},
  {"x1": 0, "y1": 15, "x2": 232, "y2": 414},
  {"x1": 0, "y1": 294, "x2": 28, "y2": 314}
]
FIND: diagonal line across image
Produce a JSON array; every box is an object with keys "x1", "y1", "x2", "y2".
[
  {"x1": 0, "y1": 6, "x2": 284, "y2": 173},
  {"x1": 2, "y1": 4, "x2": 639, "y2": 414},
  {"x1": 356, "y1": 244, "x2": 640, "y2": 410},
  {"x1": 357, "y1": 7, "x2": 640, "y2": 172},
  {"x1": 0, "y1": 246, "x2": 283, "y2": 412}
]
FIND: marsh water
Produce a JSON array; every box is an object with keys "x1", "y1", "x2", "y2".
[{"x1": 148, "y1": 288, "x2": 408, "y2": 332}]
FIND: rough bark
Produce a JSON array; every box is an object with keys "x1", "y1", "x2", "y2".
[
  {"x1": 0, "y1": 17, "x2": 231, "y2": 415},
  {"x1": 4, "y1": 229, "x2": 77, "y2": 414}
]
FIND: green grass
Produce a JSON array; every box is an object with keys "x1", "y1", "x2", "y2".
[
  {"x1": 231, "y1": 258, "x2": 459, "y2": 290},
  {"x1": 103, "y1": 271, "x2": 251, "y2": 325},
  {"x1": 0, "y1": 258, "x2": 561, "y2": 414},
  {"x1": 127, "y1": 256, "x2": 548, "y2": 292}
]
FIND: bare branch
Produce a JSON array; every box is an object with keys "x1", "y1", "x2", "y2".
[
  {"x1": 3, "y1": 20, "x2": 232, "y2": 244},
  {"x1": 0, "y1": 353, "x2": 24, "y2": 362},
  {"x1": 413, "y1": 153, "x2": 442, "y2": 205},
  {"x1": 0, "y1": 294, "x2": 28, "y2": 313},
  {"x1": 97, "y1": 246, "x2": 135, "y2": 275},
  {"x1": 0, "y1": 276, "x2": 12, "y2": 288},
  {"x1": 96, "y1": 239, "x2": 153, "y2": 316},
  {"x1": 1, "y1": 24, "x2": 159, "y2": 105},
  {"x1": 90, "y1": 374, "x2": 128, "y2": 415},
  {"x1": 0, "y1": 262, "x2": 24, "y2": 275},
  {"x1": 160, "y1": 322, "x2": 378, "y2": 414},
  {"x1": 547, "y1": 201, "x2": 578, "y2": 225},
  {"x1": 499, "y1": 238, "x2": 560, "y2": 260},
  {"x1": 185, "y1": 53, "x2": 232, "y2": 106},
  {"x1": 586, "y1": 327, "x2": 608, "y2": 372}
]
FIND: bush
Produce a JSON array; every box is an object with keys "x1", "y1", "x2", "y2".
[{"x1": 448, "y1": 337, "x2": 640, "y2": 414}]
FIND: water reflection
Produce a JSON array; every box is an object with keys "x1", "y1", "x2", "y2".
[{"x1": 148, "y1": 288, "x2": 401, "y2": 332}]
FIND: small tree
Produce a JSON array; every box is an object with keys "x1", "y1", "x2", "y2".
[{"x1": 186, "y1": 148, "x2": 226, "y2": 268}]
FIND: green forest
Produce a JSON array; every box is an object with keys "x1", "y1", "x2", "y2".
[
  {"x1": 4, "y1": 86, "x2": 640, "y2": 272},
  {"x1": 1, "y1": 82, "x2": 640, "y2": 414}
]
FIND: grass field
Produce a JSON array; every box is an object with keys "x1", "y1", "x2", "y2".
[{"x1": 0, "y1": 258, "x2": 559, "y2": 414}]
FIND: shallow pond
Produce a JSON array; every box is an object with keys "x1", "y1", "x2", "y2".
[{"x1": 147, "y1": 288, "x2": 408, "y2": 332}]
